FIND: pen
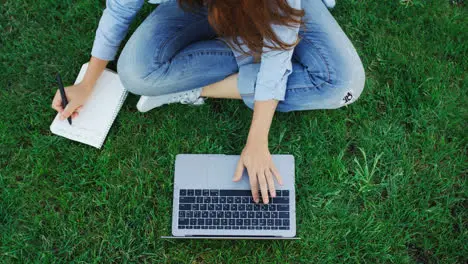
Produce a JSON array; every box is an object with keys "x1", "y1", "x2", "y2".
[{"x1": 56, "y1": 73, "x2": 72, "y2": 125}]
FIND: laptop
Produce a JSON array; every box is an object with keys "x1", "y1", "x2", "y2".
[{"x1": 165, "y1": 154, "x2": 296, "y2": 239}]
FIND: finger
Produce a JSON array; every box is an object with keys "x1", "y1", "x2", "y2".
[
  {"x1": 258, "y1": 171, "x2": 269, "y2": 204},
  {"x1": 265, "y1": 169, "x2": 276, "y2": 198},
  {"x1": 71, "y1": 112, "x2": 79, "y2": 119},
  {"x1": 247, "y1": 168, "x2": 259, "y2": 203},
  {"x1": 60, "y1": 103, "x2": 78, "y2": 120},
  {"x1": 52, "y1": 91, "x2": 63, "y2": 112},
  {"x1": 271, "y1": 163, "x2": 284, "y2": 186},
  {"x1": 233, "y1": 158, "x2": 244, "y2": 182},
  {"x1": 75, "y1": 106, "x2": 83, "y2": 112}
]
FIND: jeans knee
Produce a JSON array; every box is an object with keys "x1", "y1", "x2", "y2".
[{"x1": 328, "y1": 57, "x2": 366, "y2": 109}]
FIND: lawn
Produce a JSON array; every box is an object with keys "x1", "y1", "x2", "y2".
[{"x1": 0, "y1": 0, "x2": 466, "y2": 263}]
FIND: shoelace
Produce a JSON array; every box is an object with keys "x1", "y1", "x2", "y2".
[{"x1": 170, "y1": 90, "x2": 204, "y2": 105}]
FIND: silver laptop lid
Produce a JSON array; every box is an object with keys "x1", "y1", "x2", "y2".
[{"x1": 172, "y1": 154, "x2": 296, "y2": 238}]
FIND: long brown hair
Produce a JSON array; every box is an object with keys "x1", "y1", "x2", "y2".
[{"x1": 178, "y1": 0, "x2": 304, "y2": 56}]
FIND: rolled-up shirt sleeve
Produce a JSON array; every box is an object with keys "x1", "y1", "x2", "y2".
[
  {"x1": 254, "y1": 0, "x2": 301, "y2": 102},
  {"x1": 91, "y1": 0, "x2": 145, "y2": 61}
]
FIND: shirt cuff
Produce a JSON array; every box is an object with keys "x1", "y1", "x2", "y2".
[
  {"x1": 254, "y1": 75, "x2": 289, "y2": 101},
  {"x1": 91, "y1": 35, "x2": 119, "y2": 61}
]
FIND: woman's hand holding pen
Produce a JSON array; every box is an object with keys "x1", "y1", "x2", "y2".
[{"x1": 51, "y1": 82, "x2": 93, "y2": 120}]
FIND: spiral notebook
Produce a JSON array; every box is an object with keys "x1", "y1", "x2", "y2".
[{"x1": 50, "y1": 63, "x2": 128, "y2": 149}]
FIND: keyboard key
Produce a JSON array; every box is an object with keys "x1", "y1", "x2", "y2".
[
  {"x1": 220, "y1": 190, "x2": 251, "y2": 196},
  {"x1": 210, "y1": 190, "x2": 219, "y2": 196},
  {"x1": 271, "y1": 227, "x2": 278, "y2": 230},
  {"x1": 248, "y1": 212, "x2": 255, "y2": 218},
  {"x1": 215, "y1": 204, "x2": 222, "y2": 211},
  {"x1": 282, "y1": 190, "x2": 289, "y2": 197},
  {"x1": 244, "y1": 219, "x2": 251, "y2": 225},
  {"x1": 208, "y1": 204, "x2": 214, "y2": 211},
  {"x1": 180, "y1": 190, "x2": 187, "y2": 196},
  {"x1": 277, "y1": 205, "x2": 289, "y2": 211},
  {"x1": 199, "y1": 204, "x2": 206, "y2": 211},
  {"x1": 202, "y1": 226, "x2": 208, "y2": 229},
  {"x1": 217, "y1": 211, "x2": 224, "y2": 218},
  {"x1": 203, "y1": 189, "x2": 210, "y2": 196},
  {"x1": 178, "y1": 218, "x2": 189, "y2": 225},
  {"x1": 263, "y1": 212, "x2": 271, "y2": 218},
  {"x1": 217, "y1": 226, "x2": 223, "y2": 229},
  {"x1": 272, "y1": 197, "x2": 289, "y2": 204},
  {"x1": 242, "y1": 197, "x2": 250, "y2": 203},
  {"x1": 235, "y1": 197, "x2": 242, "y2": 203},
  {"x1": 260, "y1": 219, "x2": 266, "y2": 226},
  {"x1": 213, "y1": 219, "x2": 220, "y2": 225},
  {"x1": 271, "y1": 212, "x2": 278, "y2": 218},
  {"x1": 279, "y1": 227, "x2": 289, "y2": 230},
  {"x1": 240, "y1": 226, "x2": 247, "y2": 230},
  {"x1": 196, "y1": 197, "x2": 203, "y2": 203},
  {"x1": 179, "y1": 211, "x2": 185, "y2": 218},
  {"x1": 238, "y1": 204, "x2": 246, "y2": 211},
  {"x1": 268, "y1": 204, "x2": 276, "y2": 211},
  {"x1": 190, "y1": 219, "x2": 197, "y2": 225},
  {"x1": 223, "y1": 204, "x2": 229, "y2": 211},
  {"x1": 236, "y1": 219, "x2": 243, "y2": 225},
  {"x1": 252, "y1": 219, "x2": 259, "y2": 226},
  {"x1": 202, "y1": 211, "x2": 209, "y2": 218},
  {"x1": 255, "y1": 227, "x2": 262, "y2": 230},
  {"x1": 254, "y1": 204, "x2": 261, "y2": 211},
  {"x1": 209, "y1": 211, "x2": 216, "y2": 218},
  {"x1": 206, "y1": 219, "x2": 212, "y2": 225},
  {"x1": 186, "y1": 211, "x2": 193, "y2": 218},
  {"x1": 229, "y1": 219, "x2": 235, "y2": 226},
  {"x1": 275, "y1": 219, "x2": 281, "y2": 226},
  {"x1": 240, "y1": 212, "x2": 247, "y2": 218},
  {"x1": 227, "y1": 197, "x2": 234, "y2": 203},
  {"x1": 261, "y1": 205, "x2": 268, "y2": 211},
  {"x1": 220, "y1": 197, "x2": 227, "y2": 203},
  {"x1": 233, "y1": 212, "x2": 240, "y2": 218},
  {"x1": 279, "y1": 212, "x2": 289, "y2": 219},
  {"x1": 209, "y1": 226, "x2": 215, "y2": 229},
  {"x1": 179, "y1": 226, "x2": 185, "y2": 229},
  {"x1": 197, "y1": 219, "x2": 204, "y2": 225},
  {"x1": 275, "y1": 190, "x2": 281, "y2": 197},
  {"x1": 225, "y1": 212, "x2": 232, "y2": 218},
  {"x1": 263, "y1": 227, "x2": 270, "y2": 230},
  {"x1": 225, "y1": 226, "x2": 231, "y2": 230},
  {"x1": 187, "y1": 190, "x2": 194, "y2": 196},
  {"x1": 212, "y1": 197, "x2": 219, "y2": 203},
  {"x1": 267, "y1": 219, "x2": 274, "y2": 226},
  {"x1": 194, "y1": 211, "x2": 201, "y2": 218},
  {"x1": 180, "y1": 197, "x2": 195, "y2": 203},
  {"x1": 231, "y1": 204, "x2": 238, "y2": 211},
  {"x1": 255, "y1": 212, "x2": 262, "y2": 218},
  {"x1": 221, "y1": 219, "x2": 228, "y2": 225},
  {"x1": 179, "y1": 204, "x2": 191, "y2": 210},
  {"x1": 203, "y1": 197, "x2": 211, "y2": 203},
  {"x1": 195, "y1": 189, "x2": 202, "y2": 196},
  {"x1": 194, "y1": 226, "x2": 200, "y2": 229},
  {"x1": 283, "y1": 219, "x2": 290, "y2": 226},
  {"x1": 191, "y1": 204, "x2": 199, "y2": 211},
  {"x1": 246, "y1": 204, "x2": 253, "y2": 211},
  {"x1": 233, "y1": 226, "x2": 240, "y2": 230},
  {"x1": 248, "y1": 226, "x2": 254, "y2": 230}
]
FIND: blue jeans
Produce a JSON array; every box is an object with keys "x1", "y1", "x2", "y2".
[{"x1": 118, "y1": 0, "x2": 365, "y2": 112}]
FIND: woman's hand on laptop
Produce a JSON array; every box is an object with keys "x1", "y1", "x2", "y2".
[
  {"x1": 51, "y1": 82, "x2": 93, "y2": 120},
  {"x1": 233, "y1": 140, "x2": 283, "y2": 204}
]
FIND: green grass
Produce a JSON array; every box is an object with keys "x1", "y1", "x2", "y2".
[{"x1": 1, "y1": 0, "x2": 466, "y2": 262}]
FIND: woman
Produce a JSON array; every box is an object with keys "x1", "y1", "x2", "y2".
[{"x1": 51, "y1": 0, "x2": 365, "y2": 204}]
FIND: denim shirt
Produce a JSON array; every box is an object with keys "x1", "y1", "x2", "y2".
[{"x1": 92, "y1": 0, "x2": 300, "y2": 101}]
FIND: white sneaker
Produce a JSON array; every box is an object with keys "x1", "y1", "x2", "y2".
[
  {"x1": 322, "y1": 0, "x2": 336, "y2": 9},
  {"x1": 136, "y1": 88, "x2": 204, "y2": 113}
]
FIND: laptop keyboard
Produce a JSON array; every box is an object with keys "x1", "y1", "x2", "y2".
[{"x1": 177, "y1": 189, "x2": 290, "y2": 230}]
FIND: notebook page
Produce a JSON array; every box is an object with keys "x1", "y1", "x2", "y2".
[{"x1": 50, "y1": 63, "x2": 127, "y2": 148}]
